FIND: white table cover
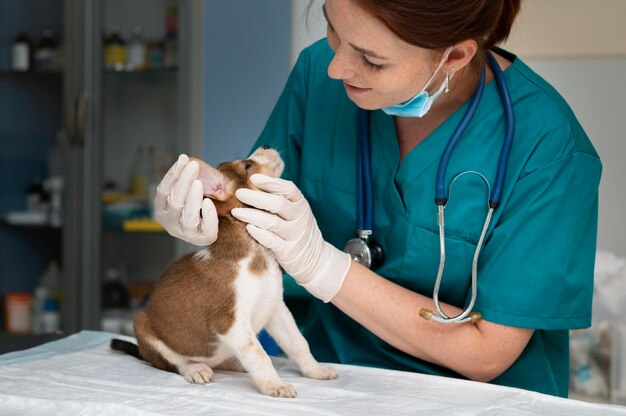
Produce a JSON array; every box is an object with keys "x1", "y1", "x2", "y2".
[{"x1": 0, "y1": 331, "x2": 624, "y2": 416}]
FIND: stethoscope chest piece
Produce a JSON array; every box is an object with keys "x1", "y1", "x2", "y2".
[{"x1": 344, "y1": 234, "x2": 384, "y2": 269}]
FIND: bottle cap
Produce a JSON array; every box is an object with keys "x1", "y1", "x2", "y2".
[{"x1": 44, "y1": 298, "x2": 59, "y2": 311}]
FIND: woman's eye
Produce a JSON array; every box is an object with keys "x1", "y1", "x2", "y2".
[{"x1": 361, "y1": 55, "x2": 384, "y2": 72}]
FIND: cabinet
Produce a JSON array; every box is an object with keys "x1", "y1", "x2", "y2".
[
  {"x1": 2, "y1": 0, "x2": 295, "y2": 338},
  {"x1": 63, "y1": 0, "x2": 200, "y2": 333},
  {"x1": 1, "y1": 0, "x2": 201, "y2": 335},
  {"x1": 0, "y1": 1, "x2": 65, "y2": 332}
]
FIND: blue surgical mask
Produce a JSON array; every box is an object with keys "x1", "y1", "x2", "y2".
[{"x1": 382, "y1": 47, "x2": 453, "y2": 118}]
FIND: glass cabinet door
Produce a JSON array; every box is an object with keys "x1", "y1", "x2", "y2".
[
  {"x1": 63, "y1": 0, "x2": 199, "y2": 332},
  {"x1": 99, "y1": 0, "x2": 182, "y2": 335}
]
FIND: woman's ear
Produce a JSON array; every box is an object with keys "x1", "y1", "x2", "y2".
[
  {"x1": 446, "y1": 39, "x2": 479, "y2": 73},
  {"x1": 189, "y1": 157, "x2": 231, "y2": 201}
]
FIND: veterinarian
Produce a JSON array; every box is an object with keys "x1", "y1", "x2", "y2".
[{"x1": 155, "y1": 0, "x2": 601, "y2": 397}]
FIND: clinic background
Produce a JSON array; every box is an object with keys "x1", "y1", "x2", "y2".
[{"x1": 0, "y1": 0, "x2": 625, "y2": 405}]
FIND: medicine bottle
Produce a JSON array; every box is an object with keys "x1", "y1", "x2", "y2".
[
  {"x1": 126, "y1": 26, "x2": 147, "y2": 71},
  {"x1": 129, "y1": 144, "x2": 154, "y2": 200},
  {"x1": 104, "y1": 27, "x2": 127, "y2": 71},
  {"x1": 34, "y1": 30, "x2": 59, "y2": 70},
  {"x1": 5, "y1": 293, "x2": 33, "y2": 334},
  {"x1": 12, "y1": 32, "x2": 32, "y2": 71}
]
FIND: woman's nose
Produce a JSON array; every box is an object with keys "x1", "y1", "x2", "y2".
[{"x1": 327, "y1": 49, "x2": 355, "y2": 80}]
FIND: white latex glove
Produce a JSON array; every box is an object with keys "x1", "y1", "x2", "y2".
[
  {"x1": 154, "y1": 154, "x2": 219, "y2": 246},
  {"x1": 231, "y1": 174, "x2": 353, "y2": 302}
]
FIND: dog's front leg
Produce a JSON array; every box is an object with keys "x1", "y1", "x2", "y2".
[
  {"x1": 220, "y1": 320, "x2": 296, "y2": 398},
  {"x1": 265, "y1": 301, "x2": 338, "y2": 380}
]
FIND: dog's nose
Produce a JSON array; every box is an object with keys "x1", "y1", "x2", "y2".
[{"x1": 260, "y1": 145, "x2": 270, "y2": 150}]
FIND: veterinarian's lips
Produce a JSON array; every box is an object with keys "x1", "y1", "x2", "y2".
[{"x1": 343, "y1": 82, "x2": 371, "y2": 94}]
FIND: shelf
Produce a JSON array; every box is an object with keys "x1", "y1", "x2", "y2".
[
  {"x1": 103, "y1": 67, "x2": 178, "y2": 75},
  {"x1": 122, "y1": 219, "x2": 165, "y2": 232},
  {"x1": 103, "y1": 218, "x2": 166, "y2": 233},
  {"x1": 1, "y1": 219, "x2": 62, "y2": 230},
  {"x1": 0, "y1": 69, "x2": 63, "y2": 77}
]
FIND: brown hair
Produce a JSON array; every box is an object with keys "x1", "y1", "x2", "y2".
[{"x1": 312, "y1": 0, "x2": 522, "y2": 68}]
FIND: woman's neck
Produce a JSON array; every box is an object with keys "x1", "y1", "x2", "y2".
[{"x1": 394, "y1": 52, "x2": 511, "y2": 162}]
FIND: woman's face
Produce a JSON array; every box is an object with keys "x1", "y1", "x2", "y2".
[{"x1": 324, "y1": 0, "x2": 442, "y2": 110}]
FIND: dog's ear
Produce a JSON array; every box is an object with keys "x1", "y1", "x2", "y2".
[{"x1": 189, "y1": 157, "x2": 232, "y2": 201}]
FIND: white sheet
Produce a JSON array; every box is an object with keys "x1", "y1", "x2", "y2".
[{"x1": 0, "y1": 331, "x2": 624, "y2": 416}]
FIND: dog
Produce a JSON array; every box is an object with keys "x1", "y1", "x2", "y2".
[{"x1": 110, "y1": 146, "x2": 337, "y2": 398}]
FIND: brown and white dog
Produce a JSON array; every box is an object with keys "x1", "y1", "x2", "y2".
[{"x1": 111, "y1": 146, "x2": 337, "y2": 397}]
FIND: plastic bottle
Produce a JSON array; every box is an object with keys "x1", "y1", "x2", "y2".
[
  {"x1": 164, "y1": 6, "x2": 178, "y2": 67},
  {"x1": 40, "y1": 261, "x2": 61, "y2": 302},
  {"x1": 31, "y1": 261, "x2": 62, "y2": 334},
  {"x1": 34, "y1": 30, "x2": 59, "y2": 71},
  {"x1": 12, "y1": 32, "x2": 32, "y2": 71},
  {"x1": 5, "y1": 293, "x2": 32, "y2": 333},
  {"x1": 126, "y1": 26, "x2": 147, "y2": 71},
  {"x1": 31, "y1": 284, "x2": 49, "y2": 334},
  {"x1": 129, "y1": 144, "x2": 154, "y2": 201},
  {"x1": 104, "y1": 27, "x2": 127, "y2": 71},
  {"x1": 41, "y1": 298, "x2": 61, "y2": 332}
]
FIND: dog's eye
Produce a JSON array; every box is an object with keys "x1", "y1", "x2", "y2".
[{"x1": 244, "y1": 160, "x2": 253, "y2": 170}]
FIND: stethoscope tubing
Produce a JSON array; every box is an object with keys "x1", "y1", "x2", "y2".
[
  {"x1": 357, "y1": 109, "x2": 373, "y2": 232},
  {"x1": 487, "y1": 52, "x2": 515, "y2": 208},
  {"x1": 435, "y1": 64, "x2": 486, "y2": 205}
]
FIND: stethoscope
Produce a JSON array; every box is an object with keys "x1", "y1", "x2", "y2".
[{"x1": 344, "y1": 51, "x2": 515, "y2": 324}]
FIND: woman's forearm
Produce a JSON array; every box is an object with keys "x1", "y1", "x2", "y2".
[{"x1": 331, "y1": 262, "x2": 533, "y2": 381}]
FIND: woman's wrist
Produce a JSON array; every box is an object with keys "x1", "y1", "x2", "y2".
[{"x1": 299, "y1": 243, "x2": 353, "y2": 302}]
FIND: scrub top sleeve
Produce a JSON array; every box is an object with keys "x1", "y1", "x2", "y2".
[
  {"x1": 474, "y1": 151, "x2": 602, "y2": 330},
  {"x1": 250, "y1": 48, "x2": 312, "y2": 185}
]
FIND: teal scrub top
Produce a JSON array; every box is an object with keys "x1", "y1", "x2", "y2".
[{"x1": 251, "y1": 39, "x2": 602, "y2": 397}]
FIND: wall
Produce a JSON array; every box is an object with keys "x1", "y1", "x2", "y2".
[
  {"x1": 201, "y1": 0, "x2": 292, "y2": 165},
  {"x1": 290, "y1": 0, "x2": 324, "y2": 67}
]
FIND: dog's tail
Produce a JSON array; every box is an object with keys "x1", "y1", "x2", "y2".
[{"x1": 110, "y1": 338, "x2": 143, "y2": 360}]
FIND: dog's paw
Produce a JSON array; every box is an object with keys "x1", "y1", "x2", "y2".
[
  {"x1": 259, "y1": 381, "x2": 297, "y2": 398},
  {"x1": 181, "y1": 363, "x2": 214, "y2": 384},
  {"x1": 303, "y1": 364, "x2": 338, "y2": 380}
]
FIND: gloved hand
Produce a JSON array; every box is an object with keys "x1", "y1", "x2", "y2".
[
  {"x1": 231, "y1": 174, "x2": 353, "y2": 302},
  {"x1": 153, "y1": 154, "x2": 219, "y2": 246}
]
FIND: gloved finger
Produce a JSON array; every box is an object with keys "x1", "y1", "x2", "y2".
[
  {"x1": 154, "y1": 154, "x2": 189, "y2": 214},
  {"x1": 245, "y1": 224, "x2": 285, "y2": 252},
  {"x1": 200, "y1": 197, "x2": 219, "y2": 245},
  {"x1": 249, "y1": 174, "x2": 303, "y2": 202},
  {"x1": 232, "y1": 206, "x2": 281, "y2": 231},
  {"x1": 235, "y1": 188, "x2": 302, "y2": 221},
  {"x1": 233, "y1": 207, "x2": 303, "y2": 241},
  {"x1": 180, "y1": 179, "x2": 204, "y2": 236},
  {"x1": 169, "y1": 161, "x2": 200, "y2": 209}
]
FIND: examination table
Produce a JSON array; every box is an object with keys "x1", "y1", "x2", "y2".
[{"x1": 0, "y1": 331, "x2": 624, "y2": 415}]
